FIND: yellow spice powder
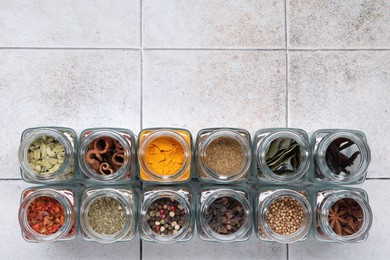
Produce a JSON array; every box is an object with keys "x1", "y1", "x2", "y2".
[{"x1": 144, "y1": 136, "x2": 185, "y2": 176}]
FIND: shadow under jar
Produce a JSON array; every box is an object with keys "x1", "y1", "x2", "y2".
[
  {"x1": 140, "y1": 187, "x2": 194, "y2": 243},
  {"x1": 315, "y1": 188, "x2": 372, "y2": 243},
  {"x1": 80, "y1": 187, "x2": 137, "y2": 243},
  {"x1": 18, "y1": 187, "x2": 78, "y2": 243},
  {"x1": 78, "y1": 128, "x2": 136, "y2": 183},
  {"x1": 19, "y1": 127, "x2": 76, "y2": 184},
  {"x1": 196, "y1": 128, "x2": 252, "y2": 183},
  {"x1": 253, "y1": 128, "x2": 310, "y2": 184},
  {"x1": 138, "y1": 128, "x2": 192, "y2": 184},
  {"x1": 256, "y1": 188, "x2": 312, "y2": 243},
  {"x1": 311, "y1": 129, "x2": 371, "y2": 184},
  {"x1": 197, "y1": 187, "x2": 252, "y2": 242}
]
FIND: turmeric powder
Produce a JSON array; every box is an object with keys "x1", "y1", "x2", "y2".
[{"x1": 144, "y1": 136, "x2": 185, "y2": 176}]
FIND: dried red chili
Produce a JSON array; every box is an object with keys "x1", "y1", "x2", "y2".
[{"x1": 27, "y1": 196, "x2": 65, "y2": 235}]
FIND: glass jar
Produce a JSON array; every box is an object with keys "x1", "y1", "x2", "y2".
[
  {"x1": 78, "y1": 128, "x2": 136, "y2": 183},
  {"x1": 196, "y1": 128, "x2": 252, "y2": 183},
  {"x1": 256, "y1": 187, "x2": 312, "y2": 243},
  {"x1": 18, "y1": 186, "x2": 78, "y2": 243},
  {"x1": 314, "y1": 187, "x2": 372, "y2": 243},
  {"x1": 253, "y1": 128, "x2": 310, "y2": 184},
  {"x1": 197, "y1": 186, "x2": 252, "y2": 242},
  {"x1": 18, "y1": 127, "x2": 76, "y2": 184},
  {"x1": 80, "y1": 186, "x2": 138, "y2": 243},
  {"x1": 139, "y1": 186, "x2": 194, "y2": 243},
  {"x1": 138, "y1": 128, "x2": 192, "y2": 184},
  {"x1": 311, "y1": 129, "x2": 371, "y2": 184}
]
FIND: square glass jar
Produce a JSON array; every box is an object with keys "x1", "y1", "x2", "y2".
[
  {"x1": 139, "y1": 186, "x2": 194, "y2": 243},
  {"x1": 197, "y1": 185, "x2": 252, "y2": 243},
  {"x1": 310, "y1": 129, "x2": 371, "y2": 184},
  {"x1": 19, "y1": 126, "x2": 77, "y2": 184},
  {"x1": 18, "y1": 185, "x2": 80, "y2": 243},
  {"x1": 253, "y1": 128, "x2": 311, "y2": 184},
  {"x1": 78, "y1": 128, "x2": 137, "y2": 183},
  {"x1": 195, "y1": 128, "x2": 252, "y2": 183},
  {"x1": 313, "y1": 187, "x2": 372, "y2": 243},
  {"x1": 138, "y1": 128, "x2": 193, "y2": 184},
  {"x1": 80, "y1": 186, "x2": 138, "y2": 243},
  {"x1": 256, "y1": 186, "x2": 312, "y2": 243}
]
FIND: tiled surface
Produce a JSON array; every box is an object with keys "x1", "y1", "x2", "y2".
[{"x1": 0, "y1": 0, "x2": 389, "y2": 259}]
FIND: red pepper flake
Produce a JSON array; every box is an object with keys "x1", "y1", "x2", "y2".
[{"x1": 27, "y1": 196, "x2": 65, "y2": 235}]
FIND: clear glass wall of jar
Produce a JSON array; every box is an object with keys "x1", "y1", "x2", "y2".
[
  {"x1": 18, "y1": 186, "x2": 79, "y2": 243},
  {"x1": 140, "y1": 186, "x2": 194, "y2": 243},
  {"x1": 196, "y1": 128, "x2": 252, "y2": 183},
  {"x1": 78, "y1": 128, "x2": 136, "y2": 183},
  {"x1": 80, "y1": 186, "x2": 138, "y2": 243},
  {"x1": 256, "y1": 187, "x2": 312, "y2": 243},
  {"x1": 138, "y1": 128, "x2": 192, "y2": 184},
  {"x1": 197, "y1": 186, "x2": 252, "y2": 242},
  {"x1": 314, "y1": 187, "x2": 372, "y2": 243},
  {"x1": 311, "y1": 129, "x2": 371, "y2": 184},
  {"x1": 18, "y1": 127, "x2": 76, "y2": 184},
  {"x1": 253, "y1": 128, "x2": 310, "y2": 184}
]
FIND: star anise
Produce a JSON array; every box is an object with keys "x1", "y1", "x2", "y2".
[
  {"x1": 328, "y1": 199, "x2": 363, "y2": 236},
  {"x1": 328, "y1": 201, "x2": 348, "y2": 235}
]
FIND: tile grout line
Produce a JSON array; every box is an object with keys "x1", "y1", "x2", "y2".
[
  {"x1": 140, "y1": 1, "x2": 143, "y2": 260},
  {"x1": 285, "y1": 0, "x2": 289, "y2": 129}
]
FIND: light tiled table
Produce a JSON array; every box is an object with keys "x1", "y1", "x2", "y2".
[{"x1": 0, "y1": 0, "x2": 389, "y2": 259}]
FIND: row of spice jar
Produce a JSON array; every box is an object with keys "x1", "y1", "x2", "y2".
[
  {"x1": 19, "y1": 185, "x2": 372, "y2": 244},
  {"x1": 18, "y1": 127, "x2": 371, "y2": 185}
]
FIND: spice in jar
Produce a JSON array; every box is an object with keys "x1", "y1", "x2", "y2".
[
  {"x1": 87, "y1": 196, "x2": 126, "y2": 235},
  {"x1": 206, "y1": 197, "x2": 245, "y2": 235},
  {"x1": 27, "y1": 135, "x2": 65, "y2": 175},
  {"x1": 328, "y1": 198, "x2": 363, "y2": 236},
  {"x1": 146, "y1": 198, "x2": 186, "y2": 235},
  {"x1": 266, "y1": 196, "x2": 304, "y2": 235},
  {"x1": 144, "y1": 137, "x2": 185, "y2": 176},
  {"x1": 265, "y1": 138, "x2": 302, "y2": 175},
  {"x1": 326, "y1": 138, "x2": 361, "y2": 175},
  {"x1": 27, "y1": 196, "x2": 65, "y2": 235},
  {"x1": 85, "y1": 136, "x2": 125, "y2": 175},
  {"x1": 205, "y1": 137, "x2": 245, "y2": 176}
]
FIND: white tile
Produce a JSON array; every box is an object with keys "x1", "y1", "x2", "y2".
[
  {"x1": 143, "y1": 50, "x2": 286, "y2": 136},
  {"x1": 143, "y1": 235, "x2": 287, "y2": 260},
  {"x1": 288, "y1": 51, "x2": 390, "y2": 178},
  {"x1": 0, "y1": 180, "x2": 140, "y2": 259},
  {"x1": 290, "y1": 180, "x2": 389, "y2": 259},
  {"x1": 143, "y1": 0, "x2": 285, "y2": 48},
  {"x1": 288, "y1": 0, "x2": 390, "y2": 48},
  {"x1": 0, "y1": 50, "x2": 141, "y2": 178},
  {"x1": 0, "y1": 0, "x2": 140, "y2": 47}
]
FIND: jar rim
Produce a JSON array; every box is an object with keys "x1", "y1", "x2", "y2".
[
  {"x1": 140, "y1": 190, "x2": 192, "y2": 243},
  {"x1": 79, "y1": 130, "x2": 132, "y2": 182},
  {"x1": 19, "y1": 189, "x2": 74, "y2": 243},
  {"x1": 80, "y1": 189, "x2": 135, "y2": 243},
  {"x1": 258, "y1": 189, "x2": 312, "y2": 243},
  {"x1": 18, "y1": 128, "x2": 73, "y2": 181},
  {"x1": 315, "y1": 131, "x2": 371, "y2": 183},
  {"x1": 199, "y1": 130, "x2": 252, "y2": 182},
  {"x1": 200, "y1": 189, "x2": 252, "y2": 242},
  {"x1": 257, "y1": 130, "x2": 310, "y2": 182},
  {"x1": 139, "y1": 130, "x2": 191, "y2": 181}
]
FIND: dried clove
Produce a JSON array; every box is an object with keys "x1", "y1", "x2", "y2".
[{"x1": 325, "y1": 138, "x2": 361, "y2": 175}]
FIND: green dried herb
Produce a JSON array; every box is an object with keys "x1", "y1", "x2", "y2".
[
  {"x1": 265, "y1": 138, "x2": 302, "y2": 175},
  {"x1": 87, "y1": 196, "x2": 126, "y2": 235}
]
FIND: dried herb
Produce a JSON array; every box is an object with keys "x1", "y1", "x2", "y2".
[
  {"x1": 265, "y1": 138, "x2": 302, "y2": 175},
  {"x1": 146, "y1": 198, "x2": 186, "y2": 236},
  {"x1": 87, "y1": 196, "x2": 126, "y2": 235},
  {"x1": 266, "y1": 196, "x2": 304, "y2": 235},
  {"x1": 206, "y1": 197, "x2": 245, "y2": 235},
  {"x1": 27, "y1": 196, "x2": 65, "y2": 235},
  {"x1": 205, "y1": 137, "x2": 245, "y2": 176},
  {"x1": 326, "y1": 138, "x2": 360, "y2": 175},
  {"x1": 328, "y1": 198, "x2": 363, "y2": 236}
]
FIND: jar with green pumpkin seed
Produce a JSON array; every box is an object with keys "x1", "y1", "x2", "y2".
[
  {"x1": 18, "y1": 127, "x2": 77, "y2": 184},
  {"x1": 253, "y1": 128, "x2": 311, "y2": 183}
]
